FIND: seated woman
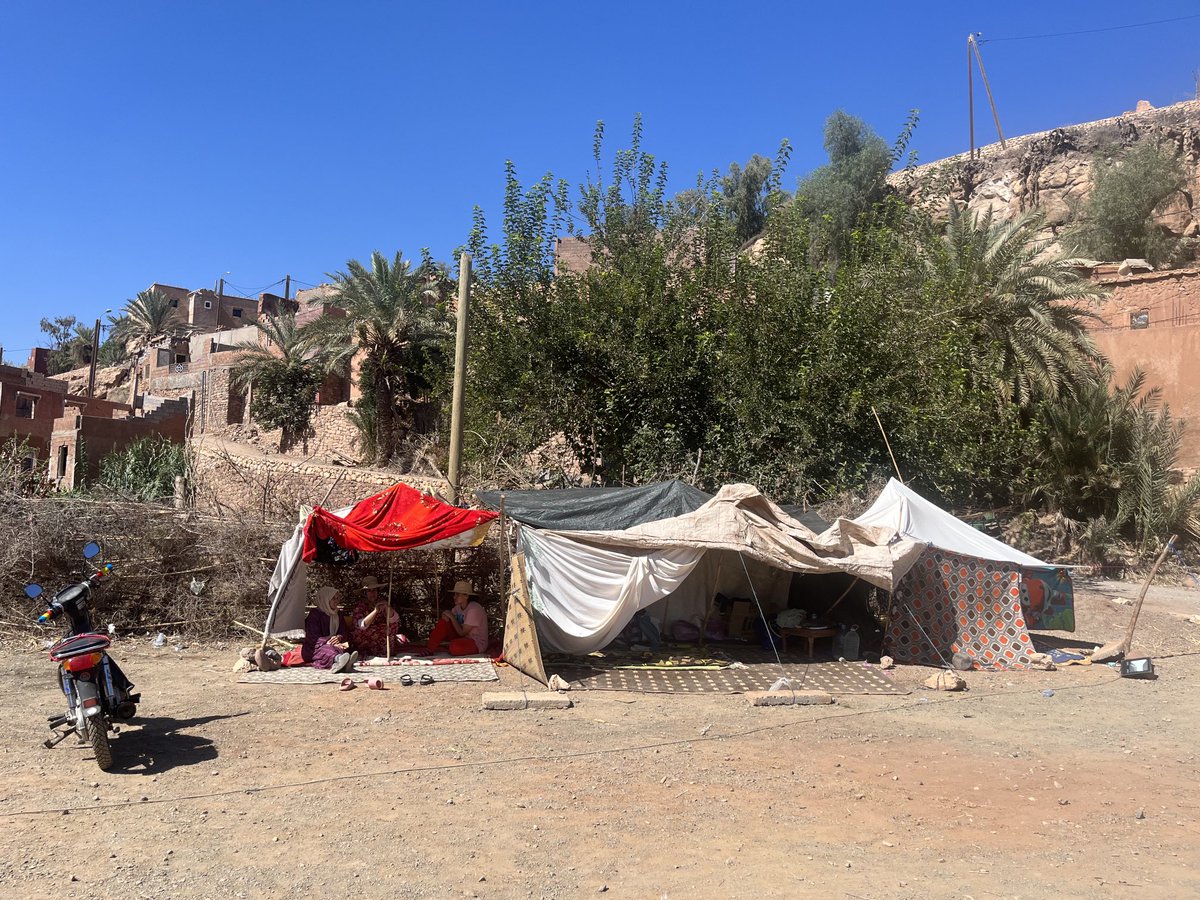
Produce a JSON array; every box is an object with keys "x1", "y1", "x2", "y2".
[
  {"x1": 426, "y1": 580, "x2": 488, "y2": 656},
  {"x1": 350, "y1": 575, "x2": 402, "y2": 658},
  {"x1": 302, "y1": 586, "x2": 358, "y2": 672}
]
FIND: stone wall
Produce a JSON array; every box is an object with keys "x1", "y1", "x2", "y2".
[
  {"x1": 190, "y1": 442, "x2": 447, "y2": 521},
  {"x1": 892, "y1": 99, "x2": 1200, "y2": 247}
]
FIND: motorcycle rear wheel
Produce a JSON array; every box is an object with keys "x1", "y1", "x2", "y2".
[{"x1": 86, "y1": 717, "x2": 113, "y2": 771}]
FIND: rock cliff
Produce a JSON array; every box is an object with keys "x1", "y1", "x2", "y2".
[{"x1": 891, "y1": 99, "x2": 1200, "y2": 249}]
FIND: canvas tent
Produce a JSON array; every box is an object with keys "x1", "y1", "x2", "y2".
[
  {"x1": 481, "y1": 483, "x2": 927, "y2": 678},
  {"x1": 853, "y1": 479, "x2": 1074, "y2": 669},
  {"x1": 264, "y1": 482, "x2": 497, "y2": 636}
]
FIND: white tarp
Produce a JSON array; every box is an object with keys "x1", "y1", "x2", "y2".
[
  {"x1": 852, "y1": 478, "x2": 1050, "y2": 567},
  {"x1": 520, "y1": 484, "x2": 928, "y2": 654}
]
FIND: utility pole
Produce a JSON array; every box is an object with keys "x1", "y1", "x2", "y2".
[
  {"x1": 967, "y1": 33, "x2": 1006, "y2": 159},
  {"x1": 86, "y1": 317, "x2": 101, "y2": 398},
  {"x1": 447, "y1": 253, "x2": 471, "y2": 503},
  {"x1": 284, "y1": 274, "x2": 291, "y2": 301}
]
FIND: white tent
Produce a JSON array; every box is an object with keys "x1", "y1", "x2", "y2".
[
  {"x1": 518, "y1": 484, "x2": 927, "y2": 654},
  {"x1": 853, "y1": 478, "x2": 1051, "y2": 567}
]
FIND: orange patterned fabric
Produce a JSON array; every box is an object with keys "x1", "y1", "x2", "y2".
[{"x1": 887, "y1": 550, "x2": 1035, "y2": 669}]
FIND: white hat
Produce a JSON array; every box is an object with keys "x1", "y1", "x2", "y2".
[{"x1": 451, "y1": 579, "x2": 477, "y2": 596}]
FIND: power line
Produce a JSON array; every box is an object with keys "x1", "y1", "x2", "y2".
[{"x1": 981, "y1": 12, "x2": 1200, "y2": 43}]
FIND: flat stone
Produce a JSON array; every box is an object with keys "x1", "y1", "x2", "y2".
[
  {"x1": 745, "y1": 690, "x2": 833, "y2": 707},
  {"x1": 482, "y1": 692, "x2": 573, "y2": 711}
]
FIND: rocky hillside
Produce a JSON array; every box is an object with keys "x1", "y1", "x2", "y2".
[{"x1": 891, "y1": 99, "x2": 1200, "y2": 251}]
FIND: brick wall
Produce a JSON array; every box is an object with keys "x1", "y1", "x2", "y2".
[
  {"x1": 1089, "y1": 267, "x2": 1200, "y2": 468},
  {"x1": 48, "y1": 408, "x2": 188, "y2": 489},
  {"x1": 190, "y1": 442, "x2": 447, "y2": 520}
]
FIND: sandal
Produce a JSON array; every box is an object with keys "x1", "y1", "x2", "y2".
[
  {"x1": 400, "y1": 673, "x2": 414, "y2": 687},
  {"x1": 419, "y1": 673, "x2": 434, "y2": 685},
  {"x1": 339, "y1": 677, "x2": 356, "y2": 691}
]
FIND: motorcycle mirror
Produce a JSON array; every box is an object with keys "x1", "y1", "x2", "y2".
[
  {"x1": 82, "y1": 541, "x2": 102, "y2": 560},
  {"x1": 24, "y1": 583, "x2": 43, "y2": 600}
]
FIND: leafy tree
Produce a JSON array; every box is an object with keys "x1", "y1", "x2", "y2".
[
  {"x1": 795, "y1": 111, "x2": 893, "y2": 238},
  {"x1": 39, "y1": 315, "x2": 95, "y2": 375},
  {"x1": 721, "y1": 154, "x2": 774, "y2": 243},
  {"x1": 300, "y1": 251, "x2": 453, "y2": 465},
  {"x1": 1066, "y1": 140, "x2": 1190, "y2": 266},
  {"x1": 925, "y1": 205, "x2": 1103, "y2": 408},
  {"x1": 230, "y1": 315, "x2": 325, "y2": 451}
]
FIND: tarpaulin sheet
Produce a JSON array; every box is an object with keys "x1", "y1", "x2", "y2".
[
  {"x1": 476, "y1": 479, "x2": 713, "y2": 531},
  {"x1": 301, "y1": 482, "x2": 497, "y2": 562}
]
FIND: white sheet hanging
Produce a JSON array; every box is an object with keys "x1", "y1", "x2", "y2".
[{"x1": 520, "y1": 527, "x2": 704, "y2": 654}]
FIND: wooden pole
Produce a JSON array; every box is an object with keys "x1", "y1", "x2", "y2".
[
  {"x1": 447, "y1": 252, "x2": 471, "y2": 503},
  {"x1": 386, "y1": 557, "x2": 394, "y2": 659},
  {"x1": 1121, "y1": 535, "x2": 1177, "y2": 655},
  {"x1": 970, "y1": 37, "x2": 1007, "y2": 149},
  {"x1": 699, "y1": 557, "x2": 724, "y2": 647},
  {"x1": 86, "y1": 317, "x2": 101, "y2": 398},
  {"x1": 967, "y1": 35, "x2": 975, "y2": 159},
  {"x1": 871, "y1": 405, "x2": 904, "y2": 484}
]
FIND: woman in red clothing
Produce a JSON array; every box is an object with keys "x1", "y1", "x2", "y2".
[
  {"x1": 350, "y1": 575, "x2": 402, "y2": 658},
  {"x1": 427, "y1": 580, "x2": 487, "y2": 656}
]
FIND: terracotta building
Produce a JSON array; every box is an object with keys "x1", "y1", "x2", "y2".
[{"x1": 1085, "y1": 264, "x2": 1200, "y2": 467}]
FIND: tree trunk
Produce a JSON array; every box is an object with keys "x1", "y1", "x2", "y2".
[{"x1": 375, "y1": 370, "x2": 395, "y2": 465}]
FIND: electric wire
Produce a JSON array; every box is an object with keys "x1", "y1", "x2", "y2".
[
  {"x1": 0, "y1": 671, "x2": 1146, "y2": 820},
  {"x1": 980, "y1": 12, "x2": 1200, "y2": 44}
]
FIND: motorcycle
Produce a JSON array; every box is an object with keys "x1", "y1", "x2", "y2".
[{"x1": 27, "y1": 541, "x2": 139, "y2": 771}]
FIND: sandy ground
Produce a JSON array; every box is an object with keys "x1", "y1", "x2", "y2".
[{"x1": 0, "y1": 585, "x2": 1198, "y2": 899}]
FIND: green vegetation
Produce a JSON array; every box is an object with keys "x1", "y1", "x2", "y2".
[
  {"x1": 98, "y1": 436, "x2": 189, "y2": 502},
  {"x1": 1066, "y1": 140, "x2": 1190, "y2": 266},
  {"x1": 230, "y1": 315, "x2": 325, "y2": 451},
  {"x1": 299, "y1": 251, "x2": 453, "y2": 466}
]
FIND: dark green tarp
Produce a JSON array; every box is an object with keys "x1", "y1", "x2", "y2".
[{"x1": 476, "y1": 480, "x2": 713, "y2": 531}]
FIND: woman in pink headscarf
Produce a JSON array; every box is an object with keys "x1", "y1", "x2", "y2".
[{"x1": 302, "y1": 586, "x2": 358, "y2": 672}]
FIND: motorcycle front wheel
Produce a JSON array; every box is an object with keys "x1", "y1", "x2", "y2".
[{"x1": 85, "y1": 717, "x2": 113, "y2": 771}]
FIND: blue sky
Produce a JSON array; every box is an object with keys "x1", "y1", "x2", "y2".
[{"x1": 1, "y1": 1, "x2": 1198, "y2": 361}]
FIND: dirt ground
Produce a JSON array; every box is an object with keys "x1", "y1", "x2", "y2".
[{"x1": 0, "y1": 584, "x2": 1198, "y2": 899}]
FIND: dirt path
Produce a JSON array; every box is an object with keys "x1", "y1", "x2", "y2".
[{"x1": 1, "y1": 591, "x2": 1198, "y2": 899}]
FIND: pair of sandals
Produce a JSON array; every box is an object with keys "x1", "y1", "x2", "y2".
[
  {"x1": 399, "y1": 672, "x2": 435, "y2": 686},
  {"x1": 331, "y1": 650, "x2": 359, "y2": 673}
]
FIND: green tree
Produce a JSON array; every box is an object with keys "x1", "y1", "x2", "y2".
[
  {"x1": 925, "y1": 205, "x2": 1104, "y2": 408},
  {"x1": 1066, "y1": 140, "x2": 1190, "y2": 266},
  {"x1": 721, "y1": 154, "x2": 774, "y2": 243},
  {"x1": 231, "y1": 315, "x2": 326, "y2": 451},
  {"x1": 300, "y1": 251, "x2": 453, "y2": 466},
  {"x1": 109, "y1": 290, "x2": 194, "y2": 391},
  {"x1": 98, "y1": 436, "x2": 188, "y2": 502},
  {"x1": 795, "y1": 111, "x2": 893, "y2": 237}
]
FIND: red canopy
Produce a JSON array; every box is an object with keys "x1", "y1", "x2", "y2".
[{"x1": 301, "y1": 482, "x2": 498, "y2": 562}]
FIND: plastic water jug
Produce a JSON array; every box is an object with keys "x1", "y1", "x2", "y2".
[{"x1": 842, "y1": 625, "x2": 860, "y2": 661}]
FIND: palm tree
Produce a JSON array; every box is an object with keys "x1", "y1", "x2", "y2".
[
  {"x1": 111, "y1": 289, "x2": 193, "y2": 356},
  {"x1": 927, "y1": 205, "x2": 1105, "y2": 408},
  {"x1": 230, "y1": 315, "x2": 326, "y2": 451},
  {"x1": 300, "y1": 251, "x2": 453, "y2": 465}
]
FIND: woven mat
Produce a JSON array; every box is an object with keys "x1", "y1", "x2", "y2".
[
  {"x1": 237, "y1": 662, "x2": 497, "y2": 685},
  {"x1": 554, "y1": 659, "x2": 906, "y2": 695}
]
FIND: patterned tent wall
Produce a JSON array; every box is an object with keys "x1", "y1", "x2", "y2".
[{"x1": 886, "y1": 549, "x2": 1037, "y2": 669}]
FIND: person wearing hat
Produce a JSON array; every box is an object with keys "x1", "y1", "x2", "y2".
[
  {"x1": 426, "y1": 580, "x2": 488, "y2": 656},
  {"x1": 350, "y1": 575, "x2": 402, "y2": 658}
]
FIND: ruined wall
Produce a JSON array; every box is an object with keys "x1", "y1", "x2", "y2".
[
  {"x1": 893, "y1": 99, "x2": 1200, "y2": 247},
  {"x1": 190, "y1": 442, "x2": 447, "y2": 521}
]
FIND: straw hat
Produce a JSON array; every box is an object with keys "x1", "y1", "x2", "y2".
[
  {"x1": 361, "y1": 575, "x2": 381, "y2": 591},
  {"x1": 451, "y1": 579, "x2": 478, "y2": 597}
]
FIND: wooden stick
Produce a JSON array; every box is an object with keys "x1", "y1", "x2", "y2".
[
  {"x1": 234, "y1": 620, "x2": 297, "y2": 648},
  {"x1": 699, "y1": 557, "x2": 724, "y2": 646},
  {"x1": 824, "y1": 576, "x2": 860, "y2": 618},
  {"x1": 1121, "y1": 535, "x2": 1177, "y2": 655},
  {"x1": 386, "y1": 558, "x2": 394, "y2": 659},
  {"x1": 871, "y1": 405, "x2": 904, "y2": 483}
]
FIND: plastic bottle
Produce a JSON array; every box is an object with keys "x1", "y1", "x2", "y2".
[{"x1": 842, "y1": 625, "x2": 860, "y2": 661}]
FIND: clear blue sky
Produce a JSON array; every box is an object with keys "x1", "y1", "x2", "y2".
[{"x1": 2, "y1": 1, "x2": 1197, "y2": 361}]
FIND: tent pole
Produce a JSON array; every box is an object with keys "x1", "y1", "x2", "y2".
[
  {"x1": 386, "y1": 556, "x2": 394, "y2": 659},
  {"x1": 699, "y1": 557, "x2": 723, "y2": 647},
  {"x1": 871, "y1": 405, "x2": 904, "y2": 484}
]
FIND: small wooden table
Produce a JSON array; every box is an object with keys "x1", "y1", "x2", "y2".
[{"x1": 779, "y1": 625, "x2": 838, "y2": 660}]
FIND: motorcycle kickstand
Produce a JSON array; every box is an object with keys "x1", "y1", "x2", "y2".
[{"x1": 43, "y1": 728, "x2": 75, "y2": 749}]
